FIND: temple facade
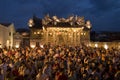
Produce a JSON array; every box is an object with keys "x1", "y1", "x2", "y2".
[{"x1": 28, "y1": 15, "x2": 91, "y2": 47}]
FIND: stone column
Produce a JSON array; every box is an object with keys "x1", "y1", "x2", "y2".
[
  {"x1": 74, "y1": 32, "x2": 77, "y2": 46},
  {"x1": 71, "y1": 32, "x2": 74, "y2": 46},
  {"x1": 64, "y1": 32, "x2": 67, "y2": 45},
  {"x1": 76, "y1": 32, "x2": 80, "y2": 46}
]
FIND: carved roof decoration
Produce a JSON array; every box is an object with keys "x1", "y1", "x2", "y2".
[
  {"x1": 42, "y1": 14, "x2": 86, "y2": 27},
  {"x1": 28, "y1": 14, "x2": 92, "y2": 30}
]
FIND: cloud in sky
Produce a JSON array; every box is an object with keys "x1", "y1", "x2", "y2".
[{"x1": 0, "y1": 0, "x2": 120, "y2": 31}]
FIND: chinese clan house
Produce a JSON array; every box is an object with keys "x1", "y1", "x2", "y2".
[{"x1": 28, "y1": 14, "x2": 92, "y2": 47}]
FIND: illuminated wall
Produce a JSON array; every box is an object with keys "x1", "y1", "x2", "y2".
[
  {"x1": 44, "y1": 27, "x2": 86, "y2": 46},
  {"x1": 0, "y1": 23, "x2": 15, "y2": 48}
]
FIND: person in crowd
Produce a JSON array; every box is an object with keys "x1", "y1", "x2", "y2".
[{"x1": 0, "y1": 44, "x2": 119, "y2": 80}]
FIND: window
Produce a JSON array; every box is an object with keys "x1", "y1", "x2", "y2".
[{"x1": 9, "y1": 32, "x2": 11, "y2": 36}]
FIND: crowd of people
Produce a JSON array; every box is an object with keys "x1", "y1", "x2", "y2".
[{"x1": 0, "y1": 44, "x2": 120, "y2": 80}]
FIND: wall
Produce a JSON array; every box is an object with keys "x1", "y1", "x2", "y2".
[
  {"x1": 0, "y1": 23, "x2": 15, "y2": 48},
  {"x1": 8, "y1": 23, "x2": 15, "y2": 48},
  {"x1": 0, "y1": 24, "x2": 9, "y2": 48}
]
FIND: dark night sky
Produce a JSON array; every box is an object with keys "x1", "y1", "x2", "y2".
[{"x1": 0, "y1": 0, "x2": 120, "y2": 31}]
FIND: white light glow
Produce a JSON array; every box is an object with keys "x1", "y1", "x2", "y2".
[
  {"x1": 95, "y1": 43, "x2": 98, "y2": 48},
  {"x1": 37, "y1": 32, "x2": 40, "y2": 34},
  {"x1": 104, "y1": 44, "x2": 108, "y2": 49},
  {"x1": 15, "y1": 45, "x2": 19, "y2": 48},
  {"x1": 29, "y1": 24, "x2": 33, "y2": 27},
  {"x1": 40, "y1": 45, "x2": 44, "y2": 48},
  {"x1": 82, "y1": 27, "x2": 84, "y2": 29},
  {"x1": 81, "y1": 33, "x2": 83, "y2": 35},
  {"x1": 31, "y1": 45, "x2": 35, "y2": 48},
  {"x1": 87, "y1": 25, "x2": 91, "y2": 29},
  {"x1": 86, "y1": 20, "x2": 91, "y2": 29},
  {"x1": 73, "y1": 30, "x2": 76, "y2": 32},
  {"x1": 28, "y1": 19, "x2": 34, "y2": 27},
  {"x1": 42, "y1": 26, "x2": 45, "y2": 31}
]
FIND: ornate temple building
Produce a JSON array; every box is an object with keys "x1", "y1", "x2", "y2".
[{"x1": 28, "y1": 15, "x2": 91, "y2": 47}]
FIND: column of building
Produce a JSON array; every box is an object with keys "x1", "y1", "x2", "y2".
[{"x1": 74, "y1": 31, "x2": 77, "y2": 46}]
